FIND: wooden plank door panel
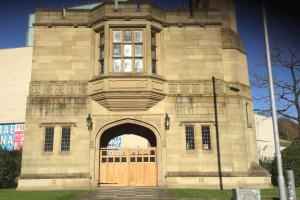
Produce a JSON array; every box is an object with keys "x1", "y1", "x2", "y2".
[{"x1": 100, "y1": 147, "x2": 157, "y2": 186}]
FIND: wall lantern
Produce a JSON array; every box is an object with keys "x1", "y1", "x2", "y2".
[
  {"x1": 228, "y1": 86, "x2": 240, "y2": 92},
  {"x1": 86, "y1": 114, "x2": 93, "y2": 131},
  {"x1": 164, "y1": 114, "x2": 170, "y2": 130}
]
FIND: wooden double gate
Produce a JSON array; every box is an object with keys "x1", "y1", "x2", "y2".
[{"x1": 99, "y1": 147, "x2": 157, "y2": 186}]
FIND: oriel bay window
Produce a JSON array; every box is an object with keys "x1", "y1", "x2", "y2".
[{"x1": 112, "y1": 29, "x2": 143, "y2": 73}]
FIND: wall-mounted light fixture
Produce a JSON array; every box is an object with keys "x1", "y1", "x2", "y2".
[
  {"x1": 164, "y1": 114, "x2": 170, "y2": 130},
  {"x1": 86, "y1": 114, "x2": 93, "y2": 131},
  {"x1": 228, "y1": 86, "x2": 240, "y2": 92}
]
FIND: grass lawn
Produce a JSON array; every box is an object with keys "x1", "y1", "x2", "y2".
[
  {"x1": 169, "y1": 187, "x2": 300, "y2": 199},
  {"x1": 0, "y1": 189, "x2": 86, "y2": 200}
]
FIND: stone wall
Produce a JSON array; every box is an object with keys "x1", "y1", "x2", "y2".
[
  {"x1": 20, "y1": 27, "x2": 93, "y2": 189},
  {"x1": 32, "y1": 27, "x2": 93, "y2": 81}
]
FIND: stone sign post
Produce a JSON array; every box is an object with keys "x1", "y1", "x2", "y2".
[
  {"x1": 232, "y1": 189, "x2": 261, "y2": 200},
  {"x1": 287, "y1": 170, "x2": 297, "y2": 200}
]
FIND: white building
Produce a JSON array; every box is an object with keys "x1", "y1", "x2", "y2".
[
  {"x1": 255, "y1": 114, "x2": 277, "y2": 163},
  {"x1": 0, "y1": 47, "x2": 32, "y2": 150}
]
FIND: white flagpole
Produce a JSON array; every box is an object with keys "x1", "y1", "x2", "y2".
[{"x1": 262, "y1": 2, "x2": 287, "y2": 200}]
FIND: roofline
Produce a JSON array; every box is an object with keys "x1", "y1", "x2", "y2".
[{"x1": 35, "y1": 0, "x2": 219, "y2": 13}]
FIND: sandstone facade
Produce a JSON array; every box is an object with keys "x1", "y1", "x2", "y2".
[{"x1": 18, "y1": 0, "x2": 271, "y2": 190}]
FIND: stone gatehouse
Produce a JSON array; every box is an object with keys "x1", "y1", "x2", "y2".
[{"x1": 18, "y1": 0, "x2": 271, "y2": 190}]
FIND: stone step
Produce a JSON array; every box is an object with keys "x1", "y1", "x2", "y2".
[{"x1": 77, "y1": 187, "x2": 172, "y2": 200}]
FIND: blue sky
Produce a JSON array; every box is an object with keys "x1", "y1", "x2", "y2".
[
  {"x1": 0, "y1": 0, "x2": 299, "y2": 118},
  {"x1": 235, "y1": 1, "x2": 300, "y2": 118}
]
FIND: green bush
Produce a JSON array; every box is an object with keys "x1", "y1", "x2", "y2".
[
  {"x1": 8, "y1": 149, "x2": 22, "y2": 176},
  {"x1": 0, "y1": 149, "x2": 22, "y2": 188},
  {"x1": 260, "y1": 161, "x2": 272, "y2": 173},
  {"x1": 271, "y1": 141, "x2": 300, "y2": 186}
]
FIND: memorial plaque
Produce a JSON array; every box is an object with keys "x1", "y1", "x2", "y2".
[{"x1": 232, "y1": 189, "x2": 261, "y2": 200}]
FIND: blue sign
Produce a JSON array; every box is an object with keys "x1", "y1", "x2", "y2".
[
  {"x1": 0, "y1": 124, "x2": 25, "y2": 151},
  {"x1": 107, "y1": 136, "x2": 122, "y2": 148}
]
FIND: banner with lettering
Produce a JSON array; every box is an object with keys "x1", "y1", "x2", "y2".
[{"x1": 0, "y1": 124, "x2": 25, "y2": 151}]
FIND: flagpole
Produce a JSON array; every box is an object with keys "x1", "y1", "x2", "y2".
[{"x1": 262, "y1": 2, "x2": 286, "y2": 199}]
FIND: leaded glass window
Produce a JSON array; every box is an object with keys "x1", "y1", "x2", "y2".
[
  {"x1": 61, "y1": 127, "x2": 71, "y2": 151},
  {"x1": 124, "y1": 44, "x2": 132, "y2": 57},
  {"x1": 113, "y1": 44, "x2": 122, "y2": 57},
  {"x1": 44, "y1": 127, "x2": 54, "y2": 152},
  {"x1": 113, "y1": 31, "x2": 122, "y2": 43},
  {"x1": 134, "y1": 31, "x2": 142, "y2": 42},
  {"x1": 113, "y1": 59, "x2": 121, "y2": 72},
  {"x1": 135, "y1": 59, "x2": 143, "y2": 72},
  {"x1": 185, "y1": 126, "x2": 195, "y2": 150},
  {"x1": 124, "y1": 30, "x2": 132, "y2": 42},
  {"x1": 112, "y1": 29, "x2": 143, "y2": 72},
  {"x1": 135, "y1": 45, "x2": 143, "y2": 57},
  {"x1": 124, "y1": 59, "x2": 132, "y2": 72},
  {"x1": 201, "y1": 126, "x2": 211, "y2": 150}
]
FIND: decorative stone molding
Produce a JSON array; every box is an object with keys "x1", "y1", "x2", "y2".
[
  {"x1": 167, "y1": 163, "x2": 270, "y2": 178},
  {"x1": 20, "y1": 173, "x2": 90, "y2": 179},
  {"x1": 168, "y1": 80, "x2": 224, "y2": 96},
  {"x1": 221, "y1": 28, "x2": 245, "y2": 53},
  {"x1": 166, "y1": 171, "x2": 269, "y2": 177},
  {"x1": 39, "y1": 122, "x2": 77, "y2": 127},
  {"x1": 167, "y1": 80, "x2": 252, "y2": 99},
  {"x1": 89, "y1": 75, "x2": 166, "y2": 111},
  {"x1": 30, "y1": 81, "x2": 88, "y2": 97}
]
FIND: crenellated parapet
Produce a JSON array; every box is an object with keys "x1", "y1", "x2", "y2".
[{"x1": 34, "y1": 2, "x2": 226, "y2": 28}]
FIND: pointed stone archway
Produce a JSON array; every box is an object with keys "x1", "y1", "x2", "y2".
[{"x1": 90, "y1": 118, "x2": 162, "y2": 188}]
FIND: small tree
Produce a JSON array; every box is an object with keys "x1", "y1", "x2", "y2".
[{"x1": 271, "y1": 141, "x2": 300, "y2": 186}]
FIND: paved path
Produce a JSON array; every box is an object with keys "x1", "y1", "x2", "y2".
[{"x1": 77, "y1": 187, "x2": 172, "y2": 200}]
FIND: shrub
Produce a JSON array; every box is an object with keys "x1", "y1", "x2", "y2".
[
  {"x1": 0, "y1": 151, "x2": 17, "y2": 188},
  {"x1": 8, "y1": 149, "x2": 22, "y2": 176},
  {"x1": 271, "y1": 141, "x2": 300, "y2": 186},
  {"x1": 259, "y1": 161, "x2": 272, "y2": 173}
]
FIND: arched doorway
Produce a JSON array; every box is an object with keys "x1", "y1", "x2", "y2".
[{"x1": 98, "y1": 122, "x2": 158, "y2": 186}]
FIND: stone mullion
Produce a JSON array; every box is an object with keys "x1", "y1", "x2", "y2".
[
  {"x1": 104, "y1": 23, "x2": 110, "y2": 75},
  {"x1": 94, "y1": 31, "x2": 100, "y2": 76},
  {"x1": 145, "y1": 23, "x2": 152, "y2": 75}
]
